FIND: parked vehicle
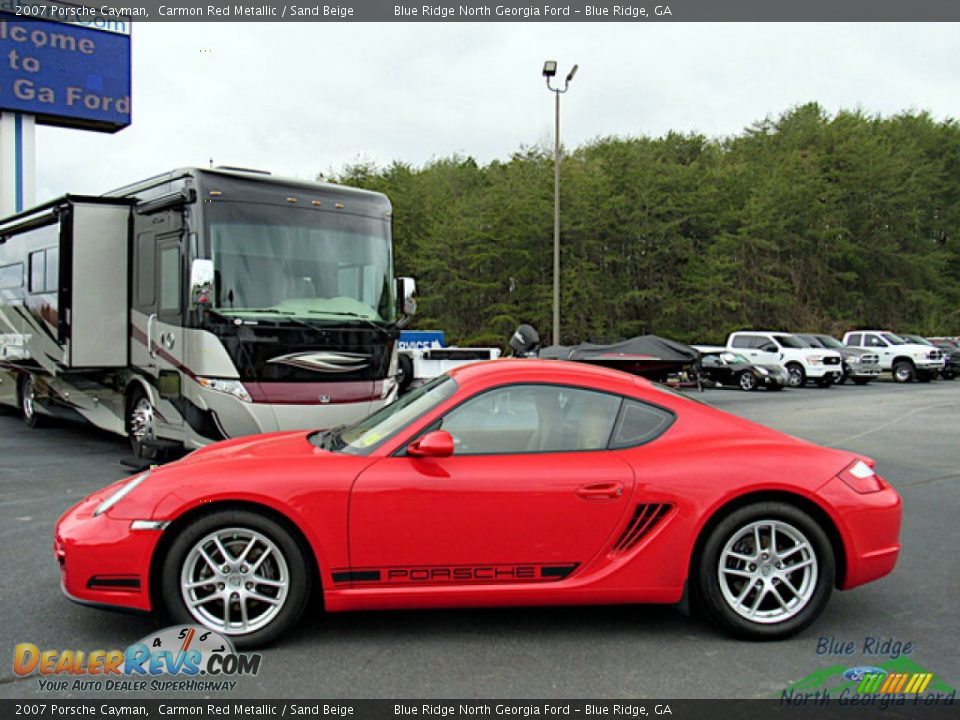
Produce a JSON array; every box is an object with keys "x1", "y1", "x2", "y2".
[
  {"x1": 55, "y1": 359, "x2": 901, "y2": 646},
  {"x1": 897, "y1": 335, "x2": 959, "y2": 380},
  {"x1": 536, "y1": 333, "x2": 701, "y2": 384},
  {"x1": 842, "y1": 331, "x2": 943, "y2": 383},
  {"x1": 726, "y1": 331, "x2": 843, "y2": 388},
  {"x1": 693, "y1": 347, "x2": 788, "y2": 391},
  {"x1": 794, "y1": 334, "x2": 881, "y2": 385},
  {"x1": 0, "y1": 168, "x2": 416, "y2": 457}
]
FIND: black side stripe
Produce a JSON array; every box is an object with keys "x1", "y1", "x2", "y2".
[{"x1": 332, "y1": 570, "x2": 381, "y2": 584}]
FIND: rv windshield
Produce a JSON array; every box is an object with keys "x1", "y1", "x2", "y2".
[{"x1": 207, "y1": 202, "x2": 394, "y2": 322}]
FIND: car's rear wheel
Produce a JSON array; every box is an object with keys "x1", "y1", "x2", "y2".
[
  {"x1": 786, "y1": 363, "x2": 805, "y2": 388},
  {"x1": 162, "y1": 510, "x2": 310, "y2": 648},
  {"x1": 696, "y1": 502, "x2": 834, "y2": 639},
  {"x1": 738, "y1": 372, "x2": 757, "y2": 391}
]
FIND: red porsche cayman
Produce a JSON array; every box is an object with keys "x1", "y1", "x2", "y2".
[{"x1": 55, "y1": 360, "x2": 901, "y2": 646}]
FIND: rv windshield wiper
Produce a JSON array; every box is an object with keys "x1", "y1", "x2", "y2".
[{"x1": 306, "y1": 310, "x2": 390, "y2": 335}]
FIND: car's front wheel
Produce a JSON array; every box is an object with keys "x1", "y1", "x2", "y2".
[
  {"x1": 738, "y1": 372, "x2": 757, "y2": 391},
  {"x1": 786, "y1": 363, "x2": 806, "y2": 388},
  {"x1": 162, "y1": 510, "x2": 311, "y2": 648},
  {"x1": 696, "y1": 502, "x2": 834, "y2": 639},
  {"x1": 892, "y1": 360, "x2": 915, "y2": 383}
]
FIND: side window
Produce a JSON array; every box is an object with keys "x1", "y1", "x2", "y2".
[
  {"x1": 0, "y1": 263, "x2": 23, "y2": 289},
  {"x1": 136, "y1": 233, "x2": 155, "y2": 306},
  {"x1": 159, "y1": 245, "x2": 181, "y2": 313},
  {"x1": 45, "y1": 246, "x2": 59, "y2": 293},
  {"x1": 610, "y1": 400, "x2": 675, "y2": 449},
  {"x1": 847, "y1": 334, "x2": 862, "y2": 346},
  {"x1": 702, "y1": 355, "x2": 720, "y2": 367},
  {"x1": 438, "y1": 384, "x2": 621, "y2": 455},
  {"x1": 864, "y1": 334, "x2": 885, "y2": 348},
  {"x1": 731, "y1": 336, "x2": 752, "y2": 349},
  {"x1": 29, "y1": 250, "x2": 45, "y2": 292}
]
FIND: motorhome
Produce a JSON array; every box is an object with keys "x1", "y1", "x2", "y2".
[{"x1": 0, "y1": 167, "x2": 415, "y2": 458}]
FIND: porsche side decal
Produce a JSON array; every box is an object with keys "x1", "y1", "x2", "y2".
[{"x1": 332, "y1": 563, "x2": 580, "y2": 586}]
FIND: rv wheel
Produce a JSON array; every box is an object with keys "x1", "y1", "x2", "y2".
[
  {"x1": 18, "y1": 374, "x2": 43, "y2": 429},
  {"x1": 127, "y1": 387, "x2": 159, "y2": 460}
]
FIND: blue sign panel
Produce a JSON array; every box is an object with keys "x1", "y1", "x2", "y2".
[
  {"x1": 398, "y1": 331, "x2": 446, "y2": 350},
  {"x1": 0, "y1": 14, "x2": 131, "y2": 132}
]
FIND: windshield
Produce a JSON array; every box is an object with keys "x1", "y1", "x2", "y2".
[
  {"x1": 796, "y1": 335, "x2": 821, "y2": 348},
  {"x1": 882, "y1": 333, "x2": 906, "y2": 345},
  {"x1": 815, "y1": 335, "x2": 846, "y2": 350},
  {"x1": 773, "y1": 335, "x2": 805, "y2": 349},
  {"x1": 207, "y1": 202, "x2": 394, "y2": 322},
  {"x1": 720, "y1": 352, "x2": 749, "y2": 364},
  {"x1": 330, "y1": 375, "x2": 458, "y2": 455},
  {"x1": 902, "y1": 335, "x2": 932, "y2": 346}
]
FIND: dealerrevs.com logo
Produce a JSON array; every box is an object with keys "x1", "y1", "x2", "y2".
[{"x1": 13, "y1": 625, "x2": 262, "y2": 692}]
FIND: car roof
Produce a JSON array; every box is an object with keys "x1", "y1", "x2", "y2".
[{"x1": 446, "y1": 358, "x2": 650, "y2": 394}]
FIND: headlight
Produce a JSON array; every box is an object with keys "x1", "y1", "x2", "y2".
[
  {"x1": 846, "y1": 356, "x2": 861, "y2": 365},
  {"x1": 93, "y1": 472, "x2": 150, "y2": 517},
  {"x1": 197, "y1": 377, "x2": 252, "y2": 403},
  {"x1": 806, "y1": 354, "x2": 824, "y2": 365}
]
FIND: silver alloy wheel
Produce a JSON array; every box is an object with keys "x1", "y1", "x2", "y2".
[
  {"x1": 717, "y1": 519, "x2": 818, "y2": 624},
  {"x1": 180, "y1": 527, "x2": 290, "y2": 635},
  {"x1": 21, "y1": 376, "x2": 36, "y2": 419},
  {"x1": 739, "y1": 372, "x2": 756, "y2": 391},
  {"x1": 129, "y1": 397, "x2": 156, "y2": 443},
  {"x1": 787, "y1": 366, "x2": 804, "y2": 388},
  {"x1": 894, "y1": 363, "x2": 912, "y2": 383}
]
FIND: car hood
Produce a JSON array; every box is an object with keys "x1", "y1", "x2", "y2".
[{"x1": 178, "y1": 430, "x2": 316, "y2": 466}]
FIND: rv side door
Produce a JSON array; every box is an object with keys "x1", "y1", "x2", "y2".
[{"x1": 131, "y1": 212, "x2": 185, "y2": 400}]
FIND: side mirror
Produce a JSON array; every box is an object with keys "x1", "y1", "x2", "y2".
[
  {"x1": 397, "y1": 276, "x2": 417, "y2": 317},
  {"x1": 190, "y1": 258, "x2": 215, "y2": 308},
  {"x1": 407, "y1": 430, "x2": 454, "y2": 458}
]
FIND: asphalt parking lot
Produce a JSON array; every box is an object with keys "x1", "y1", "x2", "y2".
[{"x1": 0, "y1": 378, "x2": 957, "y2": 699}]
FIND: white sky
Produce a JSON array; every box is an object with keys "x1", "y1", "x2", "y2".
[{"x1": 32, "y1": 22, "x2": 960, "y2": 201}]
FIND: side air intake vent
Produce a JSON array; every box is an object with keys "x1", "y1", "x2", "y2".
[{"x1": 611, "y1": 503, "x2": 672, "y2": 554}]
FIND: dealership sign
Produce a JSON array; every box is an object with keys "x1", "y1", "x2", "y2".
[{"x1": 0, "y1": 12, "x2": 131, "y2": 132}]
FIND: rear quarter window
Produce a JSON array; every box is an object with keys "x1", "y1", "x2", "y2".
[{"x1": 609, "y1": 400, "x2": 675, "y2": 449}]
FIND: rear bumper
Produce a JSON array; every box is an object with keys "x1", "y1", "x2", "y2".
[
  {"x1": 55, "y1": 494, "x2": 162, "y2": 613},
  {"x1": 817, "y1": 477, "x2": 902, "y2": 590}
]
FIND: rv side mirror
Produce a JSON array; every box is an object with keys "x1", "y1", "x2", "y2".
[
  {"x1": 397, "y1": 276, "x2": 417, "y2": 317},
  {"x1": 190, "y1": 258, "x2": 215, "y2": 308}
]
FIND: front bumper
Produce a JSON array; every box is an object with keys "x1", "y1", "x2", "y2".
[
  {"x1": 816, "y1": 476, "x2": 902, "y2": 590},
  {"x1": 54, "y1": 491, "x2": 163, "y2": 613},
  {"x1": 806, "y1": 365, "x2": 842, "y2": 380},
  {"x1": 846, "y1": 365, "x2": 881, "y2": 378}
]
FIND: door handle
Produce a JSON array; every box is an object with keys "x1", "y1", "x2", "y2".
[
  {"x1": 146, "y1": 314, "x2": 158, "y2": 358},
  {"x1": 577, "y1": 482, "x2": 623, "y2": 500}
]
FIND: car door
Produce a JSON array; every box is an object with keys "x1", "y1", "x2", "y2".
[
  {"x1": 347, "y1": 383, "x2": 636, "y2": 586},
  {"x1": 863, "y1": 334, "x2": 892, "y2": 366}
]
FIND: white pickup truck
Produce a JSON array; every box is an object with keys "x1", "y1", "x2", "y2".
[
  {"x1": 842, "y1": 331, "x2": 943, "y2": 383},
  {"x1": 727, "y1": 331, "x2": 844, "y2": 388}
]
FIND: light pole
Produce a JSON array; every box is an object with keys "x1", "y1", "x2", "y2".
[{"x1": 543, "y1": 60, "x2": 577, "y2": 347}]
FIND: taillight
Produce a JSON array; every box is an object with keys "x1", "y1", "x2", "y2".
[{"x1": 839, "y1": 459, "x2": 883, "y2": 494}]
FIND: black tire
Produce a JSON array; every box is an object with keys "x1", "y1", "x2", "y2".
[
  {"x1": 397, "y1": 353, "x2": 415, "y2": 395},
  {"x1": 738, "y1": 372, "x2": 757, "y2": 392},
  {"x1": 695, "y1": 502, "x2": 835, "y2": 640},
  {"x1": 835, "y1": 370, "x2": 847, "y2": 385},
  {"x1": 786, "y1": 363, "x2": 806, "y2": 388},
  {"x1": 852, "y1": 377, "x2": 872, "y2": 386},
  {"x1": 815, "y1": 377, "x2": 834, "y2": 388},
  {"x1": 18, "y1": 374, "x2": 43, "y2": 429},
  {"x1": 892, "y1": 360, "x2": 915, "y2": 384},
  {"x1": 126, "y1": 386, "x2": 160, "y2": 460},
  {"x1": 161, "y1": 510, "x2": 311, "y2": 648}
]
